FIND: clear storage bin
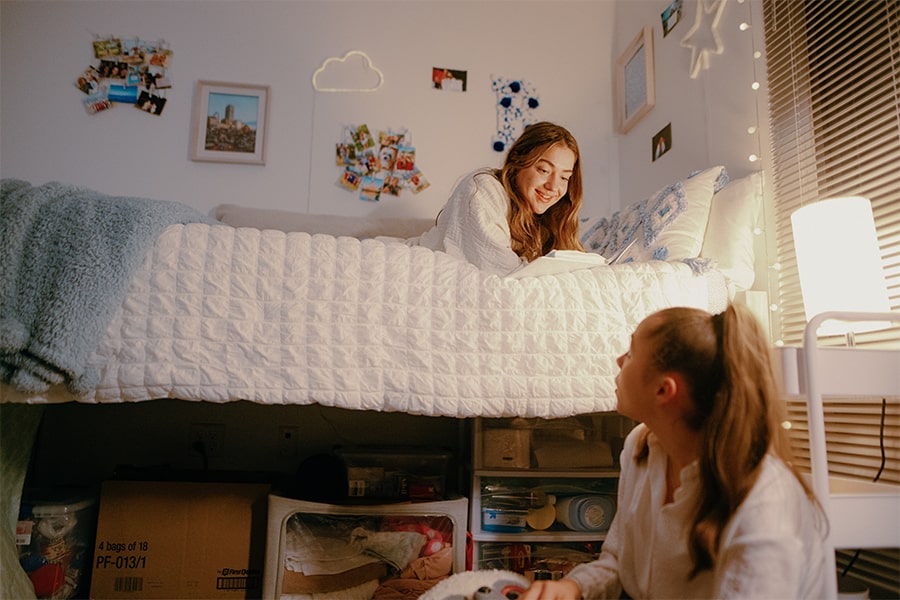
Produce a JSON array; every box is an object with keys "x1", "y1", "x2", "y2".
[{"x1": 17, "y1": 490, "x2": 97, "y2": 600}]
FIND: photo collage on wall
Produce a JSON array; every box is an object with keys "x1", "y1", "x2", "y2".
[
  {"x1": 75, "y1": 37, "x2": 173, "y2": 116},
  {"x1": 335, "y1": 125, "x2": 430, "y2": 202}
]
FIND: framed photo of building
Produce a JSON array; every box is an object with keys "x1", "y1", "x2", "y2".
[
  {"x1": 615, "y1": 27, "x2": 655, "y2": 135},
  {"x1": 190, "y1": 81, "x2": 270, "y2": 165}
]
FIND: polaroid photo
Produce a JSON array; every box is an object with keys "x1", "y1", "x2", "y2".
[
  {"x1": 360, "y1": 175, "x2": 383, "y2": 202},
  {"x1": 148, "y1": 48, "x2": 173, "y2": 69},
  {"x1": 93, "y1": 38, "x2": 123, "y2": 61},
  {"x1": 377, "y1": 144, "x2": 398, "y2": 173},
  {"x1": 352, "y1": 124, "x2": 376, "y2": 151},
  {"x1": 381, "y1": 175, "x2": 402, "y2": 197},
  {"x1": 107, "y1": 84, "x2": 139, "y2": 104},
  {"x1": 338, "y1": 167, "x2": 363, "y2": 192},
  {"x1": 99, "y1": 60, "x2": 128, "y2": 80},
  {"x1": 75, "y1": 66, "x2": 102, "y2": 95},
  {"x1": 378, "y1": 129, "x2": 406, "y2": 148},
  {"x1": 662, "y1": 0, "x2": 683, "y2": 37},
  {"x1": 433, "y1": 67, "x2": 467, "y2": 92},
  {"x1": 83, "y1": 92, "x2": 113, "y2": 115},
  {"x1": 135, "y1": 91, "x2": 166, "y2": 116},
  {"x1": 652, "y1": 123, "x2": 673, "y2": 161},
  {"x1": 358, "y1": 147, "x2": 377, "y2": 175},
  {"x1": 402, "y1": 167, "x2": 431, "y2": 194},
  {"x1": 396, "y1": 146, "x2": 416, "y2": 171},
  {"x1": 125, "y1": 65, "x2": 142, "y2": 87},
  {"x1": 336, "y1": 143, "x2": 357, "y2": 166}
]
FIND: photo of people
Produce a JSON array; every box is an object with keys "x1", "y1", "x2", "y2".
[
  {"x1": 74, "y1": 66, "x2": 101, "y2": 95},
  {"x1": 136, "y1": 90, "x2": 167, "y2": 116}
]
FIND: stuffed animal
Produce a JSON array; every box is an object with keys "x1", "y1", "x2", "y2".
[{"x1": 419, "y1": 569, "x2": 530, "y2": 600}]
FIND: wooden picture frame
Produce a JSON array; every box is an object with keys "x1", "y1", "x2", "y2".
[
  {"x1": 616, "y1": 26, "x2": 656, "y2": 134},
  {"x1": 190, "y1": 81, "x2": 269, "y2": 165}
]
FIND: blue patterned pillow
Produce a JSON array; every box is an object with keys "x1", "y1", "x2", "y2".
[
  {"x1": 580, "y1": 215, "x2": 615, "y2": 255},
  {"x1": 581, "y1": 166, "x2": 728, "y2": 263},
  {"x1": 580, "y1": 199, "x2": 646, "y2": 260},
  {"x1": 618, "y1": 166, "x2": 728, "y2": 263},
  {"x1": 642, "y1": 183, "x2": 686, "y2": 246}
]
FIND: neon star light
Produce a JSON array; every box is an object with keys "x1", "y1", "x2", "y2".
[{"x1": 680, "y1": 0, "x2": 728, "y2": 79}]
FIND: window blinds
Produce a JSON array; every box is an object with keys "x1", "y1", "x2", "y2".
[
  {"x1": 763, "y1": 1, "x2": 899, "y2": 595},
  {"x1": 763, "y1": 0, "x2": 900, "y2": 348}
]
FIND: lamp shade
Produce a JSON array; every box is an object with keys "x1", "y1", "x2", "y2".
[{"x1": 791, "y1": 197, "x2": 891, "y2": 337}]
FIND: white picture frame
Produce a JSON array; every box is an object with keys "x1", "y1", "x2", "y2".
[{"x1": 190, "y1": 80, "x2": 270, "y2": 165}]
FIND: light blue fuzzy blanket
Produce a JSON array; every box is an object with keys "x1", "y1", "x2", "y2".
[{"x1": 0, "y1": 179, "x2": 214, "y2": 395}]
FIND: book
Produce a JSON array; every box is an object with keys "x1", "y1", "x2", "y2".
[{"x1": 508, "y1": 250, "x2": 608, "y2": 279}]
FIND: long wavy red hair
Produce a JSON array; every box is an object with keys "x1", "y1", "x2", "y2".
[{"x1": 493, "y1": 122, "x2": 584, "y2": 261}]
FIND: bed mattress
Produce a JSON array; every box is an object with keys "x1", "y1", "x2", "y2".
[{"x1": 2, "y1": 223, "x2": 727, "y2": 418}]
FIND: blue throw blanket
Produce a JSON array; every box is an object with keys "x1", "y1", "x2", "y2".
[{"x1": 0, "y1": 179, "x2": 215, "y2": 395}]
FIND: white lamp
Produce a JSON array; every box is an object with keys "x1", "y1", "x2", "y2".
[{"x1": 791, "y1": 196, "x2": 891, "y2": 340}]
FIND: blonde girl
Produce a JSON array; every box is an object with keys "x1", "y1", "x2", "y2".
[{"x1": 523, "y1": 303, "x2": 827, "y2": 599}]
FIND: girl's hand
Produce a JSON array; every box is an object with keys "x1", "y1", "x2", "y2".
[{"x1": 519, "y1": 578, "x2": 582, "y2": 600}]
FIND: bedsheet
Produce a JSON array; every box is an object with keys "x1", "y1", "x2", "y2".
[{"x1": 0, "y1": 224, "x2": 727, "y2": 418}]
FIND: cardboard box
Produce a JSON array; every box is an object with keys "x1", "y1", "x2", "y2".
[
  {"x1": 481, "y1": 429, "x2": 531, "y2": 469},
  {"x1": 89, "y1": 480, "x2": 270, "y2": 599}
]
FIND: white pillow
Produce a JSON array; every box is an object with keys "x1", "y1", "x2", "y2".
[
  {"x1": 581, "y1": 166, "x2": 727, "y2": 263},
  {"x1": 213, "y1": 203, "x2": 434, "y2": 238},
  {"x1": 700, "y1": 171, "x2": 763, "y2": 292}
]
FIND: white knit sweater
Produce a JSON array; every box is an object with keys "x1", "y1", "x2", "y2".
[
  {"x1": 407, "y1": 170, "x2": 525, "y2": 276},
  {"x1": 566, "y1": 424, "x2": 827, "y2": 599}
]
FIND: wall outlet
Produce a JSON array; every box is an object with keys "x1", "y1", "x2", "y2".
[
  {"x1": 189, "y1": 422, "x2": 225, "y2": 458},
  {"x1": 278, "y1": 426, "x2": 300, "y2": 458}
]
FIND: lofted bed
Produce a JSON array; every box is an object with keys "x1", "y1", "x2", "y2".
[
  {"x1": 1, "y1": 164, "x2": 763, "y2": 597},
  {"x1": 1, "y1": 165, "x2": 757, "y2": 417}
]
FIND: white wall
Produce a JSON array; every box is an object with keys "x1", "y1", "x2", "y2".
[
  {"x1": 0, "y1": 0, "x2": 767, "y2": 218},
  {"x1": 612, "y1": 0, "x2": 768, "y2": 205},
  {"x1": 0, "y1": 0, "x2": 618, "y2": 219}
]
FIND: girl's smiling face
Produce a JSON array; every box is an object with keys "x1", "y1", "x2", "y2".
[{"x1": 514, "y1": 143, "x2": 575, "y2": 215}]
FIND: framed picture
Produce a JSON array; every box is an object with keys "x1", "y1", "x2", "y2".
[
  {"x1": 190, "y1": 81, "x2": 269, "y2": 165},
  {"x1": 615, "y1": 26, "x2": 655, "y2": 134}
]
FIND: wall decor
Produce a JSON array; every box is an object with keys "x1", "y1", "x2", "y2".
[
  {"x1": 680, "y1": 0, "x2": 728, "y2": 79},
  {"x1": 75, "y1": 36, "x2": 172, "y2": 116},
  {"x1": 616, "y1": 26, "x2": 655, "y2": 134},
  {"x1": 432, "y1": 67, "x2": 467, "y2": 92},
  {"x1": 652, "y1": 123, "x2": 673, "y2": 161},
  {"x1": 335, "y1": 125, "x2": 430, "y2": 202},
  {"x1": 491, "y1": 75, "x2": 540, "y2": 152},
  {"x1": 312, "y1": 50, "x2": 383, "y2": 92},
  {"x1": 190, "y1": 81, "x2": 269, "y2": 165},
  {"x1": 661, "y1": 0, "x2": 684, "y2": 37}
]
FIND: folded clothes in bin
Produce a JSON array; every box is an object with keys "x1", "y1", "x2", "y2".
[{"x1": 554, "y1": 495, "x2": 616, "y2": 532}]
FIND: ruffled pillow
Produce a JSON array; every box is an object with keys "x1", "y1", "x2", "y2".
[{"x1": 580, "y1": 166, "x2": 728, "y2": 263}]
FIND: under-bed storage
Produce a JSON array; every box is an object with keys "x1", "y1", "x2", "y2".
[{"x1": 263, "y1": 494, "x2": 468, "y2": 599}]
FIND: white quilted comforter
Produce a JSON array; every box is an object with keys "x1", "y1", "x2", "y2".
[{"x1": 2, "y1": 224, "x2": 727, "y2": 418}]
